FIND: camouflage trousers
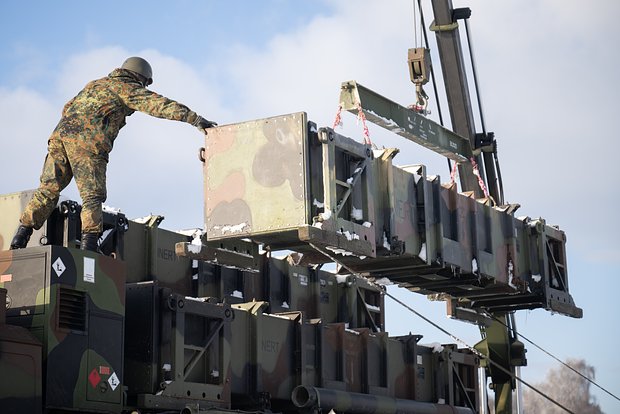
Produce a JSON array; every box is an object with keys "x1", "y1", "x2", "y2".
[{"x1": 20, "y1": 135, "x2": 108, "y2": 234}]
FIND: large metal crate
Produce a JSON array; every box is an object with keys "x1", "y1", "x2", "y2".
[
  {"x1": 203, "y1": 113, "x2": 376, "y2": 259},
  {"x1": 0, "y1": 246, "x2": 126, "y2": 413}
]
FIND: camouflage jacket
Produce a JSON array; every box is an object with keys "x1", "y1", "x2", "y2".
[{"x1": 53, "y1": 68, "x2": 200, "y2": 158}]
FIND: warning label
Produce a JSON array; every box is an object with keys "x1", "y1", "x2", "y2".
[
  {"x1": 88, "y1": 368, "x2": 101, "y2": 388},
  {"x1": 108, "y1": 372, "x2": 120, "y2": 391},
  {"x1": 84, "y1": 257, "x2": 95, "y2": 283},
  {"x1": 52, "y1": 257, "x2": 66, "y2": 278}
]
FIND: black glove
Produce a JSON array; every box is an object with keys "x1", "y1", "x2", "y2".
[{"x1": 193, "y1": 116, "x2": 218, "y2": 131}]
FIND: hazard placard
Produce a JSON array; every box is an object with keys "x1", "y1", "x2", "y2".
[
  {"x1": 52, "y1": 257, "x2": 66, "y2": 278},
  {"x1": 88, "y1": 368, "x2": 101, "y2": 388},
  {"x1": 108, "y1": 372, "x2": 120, "y2": 391}
]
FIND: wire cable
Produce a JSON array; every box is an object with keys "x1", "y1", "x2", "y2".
[
  {"x1": 487, "y1": 312, "x2": 620, "y2": 403},
  {"x1": 413, "y1": 0, "x2": 418, "y2": 48},
  {"x1": 493, "y1": 147, "x2": 505, "y2": 206},
  {"x1": 415, "y1": 0, "x2": 451, "y2": 175},
  {"x1": 463, "y1": 17, "x2": 505, "y2": 205},
  {"x1": 463, "y1": 19, "x2": 487, "y2": 141},
  {"x1": 307, "y1": 243, "x2": 575, "y2": 414},
  {"x1": 417, "y1": 0, "x2": 442, "y2": 125}
]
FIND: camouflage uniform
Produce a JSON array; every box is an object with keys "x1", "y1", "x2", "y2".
[{"x1": 20, "y1": 68, "x2": 201, "y2": 234}]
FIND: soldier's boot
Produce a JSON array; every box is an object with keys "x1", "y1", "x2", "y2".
[
  {"x1": 81, "y1": 233, "x2": 100, "y2": 253},
  {"x1": 10, "y1": 225, "x2": 33, "y2": 249}
]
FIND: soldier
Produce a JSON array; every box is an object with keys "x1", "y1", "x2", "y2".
[{"x1": 10, "y1": 56, "x2": 216, "y2": 252}]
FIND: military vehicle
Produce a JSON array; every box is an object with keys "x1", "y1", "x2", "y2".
[{"x1": 0, "y1": 1, "x2": 581, "y2": 414}]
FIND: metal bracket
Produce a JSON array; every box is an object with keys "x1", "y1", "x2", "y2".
[
  {"x1": 334, "y1": 159, "x2": 367, "y2": 217},
  {"x1": 474, "y1": 132, "x2": 496, "y2": 153},
  {"x1": 429, "y1": 19, "x2": 459, "y2": 32},
  {"x1": 356, "y1": 286, "x2": 380, "y2": 332},
  {"x1": 339, "y1": 80, "x2": 472, "y2": 162},
  {"x1": 175, "y1": 241, "x2": 261, "y2": 272},
  {"x1": 298, "y1": 225, "x2": 375, "y2": 259}
]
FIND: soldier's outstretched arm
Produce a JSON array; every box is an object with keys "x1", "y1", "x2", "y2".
[{"x1": 121, "y1": 85, "x2": 216, "y2": 131}]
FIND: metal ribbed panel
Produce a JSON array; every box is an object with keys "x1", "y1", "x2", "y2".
[{"x1": 58, "y1": 288, "x2": 86, "y2": 332}]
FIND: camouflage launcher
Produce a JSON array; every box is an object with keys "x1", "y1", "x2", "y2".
[
  {"x1": 0, "y1": 78, "x2": 581, "y2": 413},
  {"x1": 202, "y1": 87, "x2": 581, "y2": 319},
  {"x1": 0, "y1": 192, "x2": 477, "y2": 413}
]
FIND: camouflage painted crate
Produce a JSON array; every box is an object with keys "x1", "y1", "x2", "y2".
[
  {"x1": 204, "y1": 113, "x2": 311, "y2": 241},
  {"x1": 203, "y1": 113, "x2": 377, "y2": 259},
  {"x1": 0, "y1": 246, "x2": 126, "y2": 413}
]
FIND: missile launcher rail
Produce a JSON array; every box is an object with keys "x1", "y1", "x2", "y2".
[{"x1": 201, "y1": 104, "x2": 581, "y2": 319}]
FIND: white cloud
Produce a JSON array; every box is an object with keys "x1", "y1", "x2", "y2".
[
  {"x1": 56, "y1": 46, "x2": 128, "y2": 100},
  {"x1": 0, "y1": 87, "x2": 58, "y2": 192},
  {"x1": 217, "y1": 1, "x2": 414, "y2": 123}
]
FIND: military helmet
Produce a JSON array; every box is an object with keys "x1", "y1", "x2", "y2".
[{"x1": 121, "y1": 56, "x2": 153, "y2": 86}]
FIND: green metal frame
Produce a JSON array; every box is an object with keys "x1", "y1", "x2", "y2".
[{"x1": 339, "y1": 81, "x2": 472, "y2": 162}]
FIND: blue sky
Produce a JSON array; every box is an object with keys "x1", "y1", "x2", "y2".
[{"x1": 1, "y1": 1, "x2": 619, "y2": 412}]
